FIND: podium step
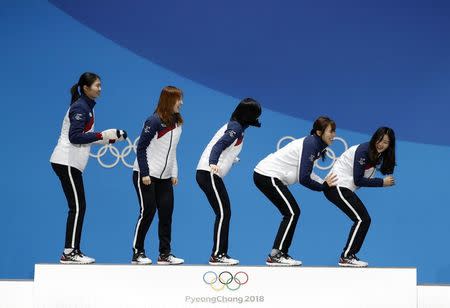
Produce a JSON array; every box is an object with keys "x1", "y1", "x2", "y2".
[
  {"x1": 418, "y1": 285, "x2": 450, "y2": 308},
  {"x1": 0, "y1": 280, "x2": 33, "y2": 308},
  {"x1": 33, "y1": 264, "x2": 417, "y2": 308}
]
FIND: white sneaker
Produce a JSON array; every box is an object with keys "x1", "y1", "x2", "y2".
[
  {"x1": 60, "y1": 249, "x2": 95, "y2": 264},
  {"x1": 157, "y1": 254, "x2": 184, "y2": 265},
  {"x1": 223, "y1": 254, "x2": 240, "y2": 265},
  {"x1": 132, "y1": 251, "x2": 152, "y2": 265},
  {"x1": 266, "y1": 252, "x2": 302, "y2": 266},
  {"x1": 338, "y1": 255, "x2": 368, "y2": 268}
]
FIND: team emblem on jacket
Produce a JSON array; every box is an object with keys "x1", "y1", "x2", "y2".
[
  {"x1": 309, "y1": 154, "x2": 315, "y2": 162},
  {"x1": 74, "y1": 113, "x2": 83, "y2": 121},
  {"x1": 228, "y1": 130, "x2": 237, "y2": 138},
  {"x1": 358, "y1": 158, "x2": 366, "y2": 165},
  {"x1": 144, "y1": 126, "x2": 151, "y2": 133}
]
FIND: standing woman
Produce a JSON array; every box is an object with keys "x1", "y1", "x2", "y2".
[
  {"x1": 131, "y1": 86, "x2": 184, "y2": 265},
  {"x1": 323, "y1": 127, "x2": 396, "y2": 267},
  {"x1": 50, "y1": 72, "x2": 127, "y2": 264},
  {"x1": 253, "y1": 116, "x2": 338, "y2": 266},
  {"x1": 196, "y1": 98, "x2": 262, "y2": 266}
]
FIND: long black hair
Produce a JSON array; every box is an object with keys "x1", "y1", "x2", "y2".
[
  {"x1": 231, "y1": 98, "x2": 262, "y2": 127},
  {"x1": 368, "y1": 127, "x2": 396, "y2": 175},
  {"x1": 70, "y1": 72, "x2": 100, "y2": 104}
]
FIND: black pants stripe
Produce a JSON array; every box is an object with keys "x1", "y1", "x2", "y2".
[
  {"x1": 132, "y1": 171, "x2": 174, "y2": 255},
  {"x1": 253, "y1": 172, "x2": 300, "y2": 253},
  {"x1": 196, "y1": 170, "x2": 231, "y2": 257},
  {"x1": 51, "y1": 163, "x2": 86, "y2": 249},
  {"x1": 324, "y1": 186, "x2": 371, "y2": 258}
]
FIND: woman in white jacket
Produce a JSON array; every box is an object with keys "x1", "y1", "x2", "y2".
[
  {"x1": 196, "y1": 98, "x2": 262, "y2": 266},
  {"x1": 131, "y1": 86, "x2": 184, "y2": 265},
  {"x1": 253, "y1": 116, "x2": 337, "y2": 266},
  {"x1": 323, "y1": 127, "x2": 396, "y2": 267},
  {"x1": 50, "y1": 72, "x2": 127, "y2": 264}
]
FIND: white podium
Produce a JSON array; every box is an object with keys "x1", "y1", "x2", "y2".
[{"x1": 33, "y1": 264, "x2": 417, "y2": 308}]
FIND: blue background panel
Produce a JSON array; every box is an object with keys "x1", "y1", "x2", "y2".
[{"x1": 0, "y1": 1, "x2": 449, "y2": 283}]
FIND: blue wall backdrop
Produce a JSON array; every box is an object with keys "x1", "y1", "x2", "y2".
[{"x1": 1, "y1": 1, "x2": 450, "y2": 283}]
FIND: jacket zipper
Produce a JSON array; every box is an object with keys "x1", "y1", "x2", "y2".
[{"x1": 160, "y1": 130, "x2": 173, "y2": 178}]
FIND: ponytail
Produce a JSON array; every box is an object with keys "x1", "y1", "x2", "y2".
[{"x1": 70, "y1": 83, "x2": 80, "y2": 105}]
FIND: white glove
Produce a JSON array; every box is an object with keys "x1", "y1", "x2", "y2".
[
  {"x1": 101, "y1": 129, "x2": 119, "y2": 141},
  {"x1": 93, "y1": 138, "x2": 110, "y2": 145},
  {"x1": 233, "y1": 157, "x2": 240, "y2": 164},
  {"x1": 100, "y1": 129, "x2": 127, "y2": 142}
]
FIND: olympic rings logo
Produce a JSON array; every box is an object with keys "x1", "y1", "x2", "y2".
[
  {"x1": 202, "y1": 271, "x2": 249, "y2": 292},
  {"x1": 277, "y1": 136, "x2": 348, "y2": 170},
  {"x1": 91, "y1": 135, "x2": 348, "y2": 169},
  {"x1": 90, "y1": 137, "x2": 139, "y2": 168}
]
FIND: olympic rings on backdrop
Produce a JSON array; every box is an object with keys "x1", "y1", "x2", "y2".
[
  {"x1": 91, "y1": 135, "x2": 348, "y2": 170},
  {"x1": 89, "y1": 137, "x2": 140, "y2": 168},
  {"x1": 276, "y1": 136, "x2": 348, "y2": 170}
]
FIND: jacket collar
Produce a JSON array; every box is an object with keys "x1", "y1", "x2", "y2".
[
  {"x1": 312, "y1": 134, "x2": 328, "y2": 152},
  {"x1": 81, "y1": 94, "x2": 96, "y2": 109}
]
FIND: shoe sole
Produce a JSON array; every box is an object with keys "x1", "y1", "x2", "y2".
[
  {"x1": 131, "y1": 261, "x2": 152, "y2": 265},
  {"x1": 266, "y1": 262, "x2": 302, "y2": 267},
  {"x1": 60, "y1": 260, "x2": 95, "y2": 264},
  {"x1": 157, "y1": 261, "x2": 184, "y2": 265},
  {"x1": 208, "y1": 262, "x2": 238, "y2": 266},
  {"x1": 338, "y1": 263, "x2": 368, "y2": 268}
]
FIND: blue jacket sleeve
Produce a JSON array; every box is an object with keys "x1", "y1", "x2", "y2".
[
  {"x1": 68, "y1": 104, "x2": 101, "y2": 144},
  {"x1": 299, "y1": 138, "x2": 327, "y2": 191},
  {"x1": 209, "y1": 122, "x2": 243, "y2": 165},
  {"x1": 353, "y1": 146, "x2": 384, "y2": 187},
  {"x1": 136, "y1": 116, "x2": 161, "y2": 177}
]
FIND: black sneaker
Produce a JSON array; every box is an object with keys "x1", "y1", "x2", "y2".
[
  {"x1": 131, "y1": 250, "x2": 152, "y2": 265},
  {"x1": 338, "y1": 254, "x2": 368, "y2": 267},
  {"x1": 157, "y1": 253, "x2": 184, "y2": 265},
  {"x1": 60, "y1": 249, "x2": 95, "y2": 264},
  {"x1": 209, "y1": 253, "x2": 239, "y2": 266},
  {"x1": 266, "y1": 251, "x2": 302, "y2": 266}
]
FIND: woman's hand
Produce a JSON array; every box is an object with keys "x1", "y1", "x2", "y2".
[
  {"x1": 383, "y1": 175, "x2": 395, "y2": 187},
  {"x1": 209, "y1": 164, "x2": 220, "y2": 174},
  {"x1": 172, "y1": 177, "x2": 178, "y2": 186},
  {"x1": 325, "y1": 173, "x2": 338, "y2": 187},
  {"x1": 142, "y1": 176, "x2": 151, "y2": 186}
]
